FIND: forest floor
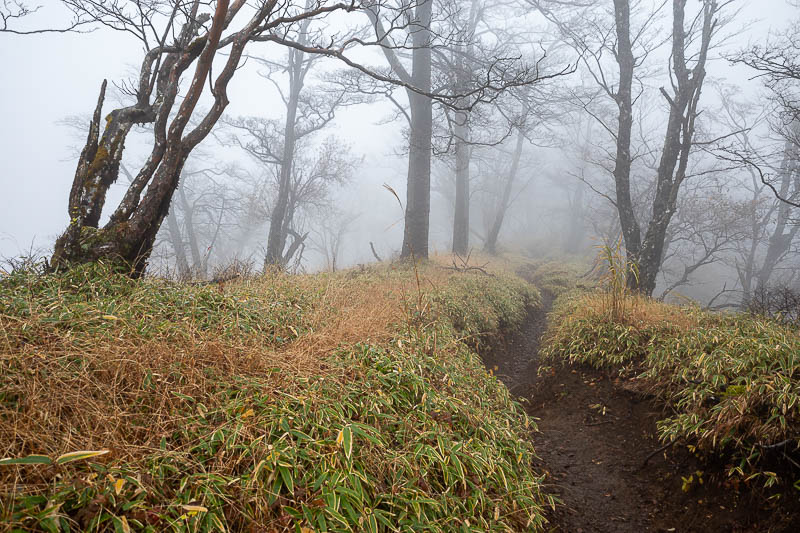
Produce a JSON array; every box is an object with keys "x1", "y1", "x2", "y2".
[{"x1": 481, "y1": 287, "x2": 800, "y2": 533}]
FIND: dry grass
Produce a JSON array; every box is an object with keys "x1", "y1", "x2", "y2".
[
  {"x1": 0, "y1": 253, "x2": 534, "y2": 482},
  {"x1": 426, "y1": 251, "x2": 535, "y2": 278},
  {"x1": 572, "y1": 291, "x2": 700, "y2": 331},
  {"x1": 1, "y1": 327, "x2": 287, "y2": 489},
  {"x1": 541, "y1": 290, "x2": 704, "y2": 372},
  {"x1": 0, "y1": 265, "x2": 416, "y2": 477},
  {"x1": 302, "y1": 274, "x2": 407, "y2": 342},
  {"x1": 0, "y1": 258, "x2": 550, "y2": 532}
]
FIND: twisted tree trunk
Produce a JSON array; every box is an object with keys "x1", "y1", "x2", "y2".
[{"x1": 50, "y1": 0, "x2": 282, "y2": 276}]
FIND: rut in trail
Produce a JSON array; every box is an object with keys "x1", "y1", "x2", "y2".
[{"x1": 481, "y1": 291, "x2": 797, "y2": 533}]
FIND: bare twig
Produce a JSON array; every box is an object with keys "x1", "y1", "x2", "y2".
[
  {"x1": 369, "y1": 242, "x2": 383, "y2": 262},
  {"x1": 641, "y1": 439, "x2": 679, "y2": 468},
  {"x1": 758, "y1": 438, "x2": 798, "y2": 450}
]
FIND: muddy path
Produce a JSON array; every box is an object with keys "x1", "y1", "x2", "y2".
[{"x1": 482, "y1": 290, "x2": 798, "y2": 533}]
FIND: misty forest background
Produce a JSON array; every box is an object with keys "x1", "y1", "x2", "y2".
[{"x1": 2, "y1": 0, "x2": 800, "y2": 312}]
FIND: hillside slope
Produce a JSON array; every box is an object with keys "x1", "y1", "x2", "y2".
[{"x1": 0, "y1": 261, "x2": 551, "y2": 532}]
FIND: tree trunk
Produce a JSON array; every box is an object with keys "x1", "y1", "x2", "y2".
[
  {"x1": 265, "y1": 47, "x2": 304, "y2": 268},
  {"x1": 636, "y1": 91, "x2": 690, "y2": 294},
  {"x1": 177, "y1": 183, "x2": 204, "y2": 276},
  {"x1": 611, "y1": 0, "x2": 642, "y2": 289},
  {"x1": 564, "y1": 181, "x2": 585, "y2": 254},
  {"x1": 400, "y1": 0, "x2": 433, "y2": 260},
  {"x1": 756, "y1": 135, "x2": 800, "y2": 290},
  {"x1": 484, "y1": 128, "x2": 525, "y2": 254},
  {"x1": 565, "y1": 119, "x2": 592, "y2": 254},
  {"x1": 738, "y1": 178, "x2": 763, "y2": 305},
  {"x1": 125, "y1": 147, "x2": 192, "y2": 276},
  {"x1": 282, "y1": 229, "x2": 308, "y2": 267},
  {"x1": 166, "y1": 203, "x2": 190, "y2": 277},
  {"x1": 451, "y1": 2, "x2": 479, "y2": 257},
  {"x1": 452, "y1": 113, "x2": 471, "y2": 255}
]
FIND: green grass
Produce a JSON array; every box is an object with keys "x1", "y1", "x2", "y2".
[
  {"x1": 542, "y1": 291, "x2": 800, "y2": 490},
  {"x1": 430, "y1": 270, "x2": 540, "y2": 343},
  {"x1": 515, "y1": 260, "x2": 585, "y2": 297},
  {"x1": 0, "y1": 261, "x2": 551, "y2": 532},
  {"x1": 0, "y1": 262, "x2": 315, "y2": 347}
]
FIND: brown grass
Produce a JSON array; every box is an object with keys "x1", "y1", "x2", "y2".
[
  {"x1": 2, "y1": 338, "x2": 273, "y2": 487},
  {"x1": 0, "y1": 260, "x2": 467, "y2": 492},
  {"x1": 269, "y1": 273, "x2": 405, "y2": 364},
  {"x1": 572, "y1": 291, "x2": 701, "y2": 332}
]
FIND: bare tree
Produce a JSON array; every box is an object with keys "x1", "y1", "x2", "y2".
[
  {"x1": 311, "y1": 208, "x2": 360, "y2": 271},
  {"x1": 561, "y1": 117, "x2": 594, "y2": 255},
  {"x1": 534, "y1": 0, "x2": 729, "y2": 295},
  {"x1": 445, "y1": 0, "x2": 565, "y2": 255},
  {"x1": 483, "y1": 127, "x2": 526, "y2": 254},
  {"x1": 733, "y1": 10, "x2": 800, "y2": 133},
  {"x1": 46, "y1": 0, "x2": 362, "y2": 275},
  {"x1": 481, "y1": 77, "x2": 577, "y2": 255},
  {"x1": 750, "y1": 130, "x2": 800, "y2": 292},
  {"x1": 365, "y1": 0, "x2": 434, "y2": 259},
  {"x1": 160, "y1": 165, "x2": 245, "y2": 279},
  {"x1": 531, "y1": 0, "x2": 661, "y2": 284},
  {"x1": 731, "y1": 8, "x2": 800, "y2": 210},
  {"x1": 631, "y1": 1, "x2": 726, "y2": 294},
  {"x1": 224, "y1": 88, "x2": 359, "y2": 268},
  {"x1": 0, "y1": 1, "x2": 90, "y2": 34},
  {"x1": 237, "y1": 2, "x2": 364, "y2": 268},
  {"x1": 359, "y1": 0, "x2": 568, "y2": 259},
  {"x1": 656, "y1": 180, "x2": 743, "y2": 299},
  {"x1": 714, "y1": 89, "x2": 800, "y2": 303},
  {"x1": 448, "y1": 0, "x2": 479, "y2": 256}
]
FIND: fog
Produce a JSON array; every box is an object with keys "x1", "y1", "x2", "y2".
[{"x1": 2, "y1": 0, "x2": 799, "y2": 306}]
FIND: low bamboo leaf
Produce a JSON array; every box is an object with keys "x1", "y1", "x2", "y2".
[
  {"x1": 0, "y1": 455, "x2": 52, "y2": 466},
  {"x1": 339, "y1": 425, "x2": 353, "y2": 459},
  {"x1": 181, "y1": 504, "x2": 208, "y2": 513},
  {"x1": 56, "y1": 449, "x2": 110, "y2": 464},
  {"x1": 279, "y1": 465, "x2": 295, "y2": 494}
]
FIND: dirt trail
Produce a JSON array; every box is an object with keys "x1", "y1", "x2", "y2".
[{"x1": 482, "y1": 291, "x2": 798, "y2": 533}]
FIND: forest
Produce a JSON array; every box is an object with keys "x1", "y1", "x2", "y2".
[{"x1": 1, "y1": 0, "x2": 800, "y2": 531}]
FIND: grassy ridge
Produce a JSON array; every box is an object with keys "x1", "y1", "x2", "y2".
[
  {"x1": 542, "y1": 291, "x2": 800, "y2": 489},
  {"x1": 0, "y1": 260, "x2": 550, "y2": 532},
  {"x1": 514, "y1": 261, "x2": 583, "y2": 297}
]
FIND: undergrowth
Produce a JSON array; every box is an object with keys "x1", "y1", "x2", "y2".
[
  {"x1": 543, "y1": 291, "x2": 800, "y2": 491},
  {"x1": 0, "y1": 262, "x2": 315, "y2": 346},
  {"x1": 430, "y1": 271, "x2": 539, "y2": 343},
  {"x1": 514, "y1": 260, "x2": 585, "y2": 297},
  {"x1": 0, "y1": 259, "x2": 551, "y2": 532}
]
